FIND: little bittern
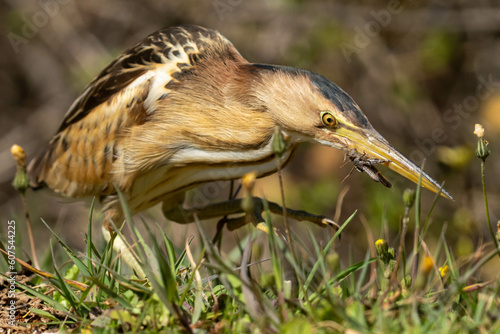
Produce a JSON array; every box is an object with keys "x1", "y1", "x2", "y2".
[{"x1": 28, "y1": 25, "x2": 450, "y2": 274}]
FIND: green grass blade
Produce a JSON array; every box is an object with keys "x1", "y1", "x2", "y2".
[
  {"x1": 28, "y1": 308, "x2": 60, "y2": 321},
  {"x1": 354, "y1": 251, "x2": 372, "y2": 298},
  {"x1": 13, "y1": 278, "x2": 79, "y2": 321},
  {"x1": 49, "y1": 242, "x2": 89, "y2": 316},
  {"x1": 336, "y1": 257, "x2": 378, "y2": 282},
  {"x1": 40, "y1": 218, "x2": 91, "y2": 277},
  {"x1": 421, "y1": 183, "x2": 445, "y2": 239},
  {"x1": 87, "y1": 197, "x2": 96, "y2": 276},
  {"x1": 304, "y1": 210, "x2": 357, "y2": 291},
  {"x1": 85, "y1": 277, "x2": 134, "y2": 309}
]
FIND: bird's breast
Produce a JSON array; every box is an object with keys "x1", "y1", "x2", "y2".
[{"x1": 125, "y1": 138, "x2": 298, "y2": 214}]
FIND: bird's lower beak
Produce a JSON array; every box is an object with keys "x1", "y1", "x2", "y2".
[{"x1": 335, "y1": 127, "x2": 452, "y2": 199}]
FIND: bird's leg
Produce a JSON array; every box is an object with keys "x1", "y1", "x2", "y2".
[
  {"x1": 213, "y1": 180, "x2": 242, "y2": 247},
  {"x1": 102, "y1": 208, "x2": 146, "y2": 278},
  {"x1": 212, "y1": 215, "x2": 248, "y2": 245},
  {"x1": 162, "y1": 197, "x2": 340, "y2": 231},
  {"x1": 265, "y1": 200, "x2": 340, "y2": 230}
]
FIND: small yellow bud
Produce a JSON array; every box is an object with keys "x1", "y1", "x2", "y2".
[
  {"x1": 439, "y1": 265, "x2": 449, "y2": 278},
  {"x1": 11, "y1": 144, "x2": 29, "y2": 193},
  {"x1": 11, "y1": 144, "x2": 26, "y2": 167},
  {"x1": 376, "y1": 239, "x2": 397, "y2": 278},
  {"x1": 375, "y1": 239, "x2": 388, "y2": 257},
  {"x1": 242, "y1": 171, "x2": 257, "y2": 192},
  {"x1": 242, "y1": 172, "x2": 257, "y2": 215},
  {"x1": 422, "y1": 256, "x2": 434, "y2": 274}
]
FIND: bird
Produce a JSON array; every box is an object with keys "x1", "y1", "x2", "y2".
[{"x1": 27, "y1": 25, "x2": 451, "y2": 275}]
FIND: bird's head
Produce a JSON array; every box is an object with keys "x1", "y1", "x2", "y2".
[{"x1": 248, "y1": 64, "x2": 452, "y2": 199}]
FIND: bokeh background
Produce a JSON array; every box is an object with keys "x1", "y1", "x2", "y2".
[{"x1": 1, "y1": 0, "x2": 499, "y2": 276}]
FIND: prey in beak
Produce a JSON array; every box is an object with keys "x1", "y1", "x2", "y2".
[
  {"x1": 335, "y1": 126, "x2": 453, "y2": 200},
  {"x1": 345, "y1": 150, "x2": 392, "y2": 188}
]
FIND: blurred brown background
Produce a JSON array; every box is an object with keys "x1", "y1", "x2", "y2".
[{"x1": 1, "y1": 0, "x2": 499, "y2": 273}]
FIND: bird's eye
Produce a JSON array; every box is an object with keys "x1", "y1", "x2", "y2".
[{"x1": 321, "y1": 112, "x2": 337, "y2": 128}]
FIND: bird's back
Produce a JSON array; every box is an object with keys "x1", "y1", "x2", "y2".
[{"x1": 28, "y1": 25, "x2": 247, "y2": 199}]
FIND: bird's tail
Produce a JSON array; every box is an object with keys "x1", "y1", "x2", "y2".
[{"x1": 27, "y1": 145, "x2": 52, "y2": 190}]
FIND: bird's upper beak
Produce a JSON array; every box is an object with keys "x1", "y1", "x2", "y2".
[{"x1": 332, "y1": 126, "x2": 453, "y2": 199}]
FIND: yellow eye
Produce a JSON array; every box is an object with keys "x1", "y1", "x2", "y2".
[{"x1": 321, "y1": 112, "x2": 337, "y2": 128}]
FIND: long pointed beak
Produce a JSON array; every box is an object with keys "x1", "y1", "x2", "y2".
[{"x1": 335, "y1": 127, "x2": 453, "y2": 200}]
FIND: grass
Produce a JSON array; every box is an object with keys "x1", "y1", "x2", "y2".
[
  {"x1": 2, "y1": 132, "x2": 500, "y2": 333},
  {"x1": 3, "y1": 196, "x2": 499, "y2": 334}
]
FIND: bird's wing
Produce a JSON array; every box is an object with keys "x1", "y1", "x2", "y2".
[{"x1": 28, "y1": 25, "x2": 246, "y2": 198}]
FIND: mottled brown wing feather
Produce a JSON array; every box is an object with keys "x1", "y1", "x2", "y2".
[{"x1": 28, "y1": 25, "x2": 244, "y2": 198}]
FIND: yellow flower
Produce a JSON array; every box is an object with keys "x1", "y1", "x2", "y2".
[
  {"x1": 422, "y1": 256, "x2": 434, "y2": 274},
  {"x1": 375, "y1": 239, "x2": 388, "y2": 256},
  {"x1": 11, "y1": 144, "x2": 26, "y2": 167},
  {"x1": 242, "y1": 171, "x2": 257, "y2": 191},
  {"x1": 11, "y1": 144, "x2": 28, "y2": 192},
  {"x1": 439, "y1": 265, "x2": 449, "y2": 277}
]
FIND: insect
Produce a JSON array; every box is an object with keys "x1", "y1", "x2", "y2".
[{"x1": 344, "y1": 149, "x2": 392, "y2": 188}]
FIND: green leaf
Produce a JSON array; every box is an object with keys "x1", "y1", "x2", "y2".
[
  {"x1": 28, "y1": 308, "x2": 60, "y2": 321},
  {"x1": 304, "y1": 210, "x2": 357, "y2": 292},
  {"x1": 336, "y1": 258, "x2": 377, "y2": 282},
  {"x1": 40, "y1": 218, "x2": 91, "y2": 278}
]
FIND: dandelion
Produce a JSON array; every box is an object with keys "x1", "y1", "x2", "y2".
[
  {"x1": 375, "y1": 239, "x2": 388, "y2": 257},
  {"x1": 474, "y1": 124, "x2": 490, "y2": 161},
  {"x1": 375, "y1": 239, "x2": 396, "y2": 279},
  {"x1": 422, "y1": 255, "x2": 434, "y2": 274},
  {"x1": 474, "y1": 124, "x2": 498, "y2": 254},
  {"x1": 11, "y1": 144, "x2": 28, "y2": 193},
  {"x1": 241, "y1": 172, "x2": 257, "y2": 214},
  {"x1": 11, "y1": 144, "x2": 26, "y2": 167},
  {"x1": 439, "y1": 265, "x2": 449, "y2": 278},
  {"x1": 11, "y1": 144, "x2": 38, "y2": 267},
  {"x1": 242, "y1": 171, "x2": 257, "y2": 192}
]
